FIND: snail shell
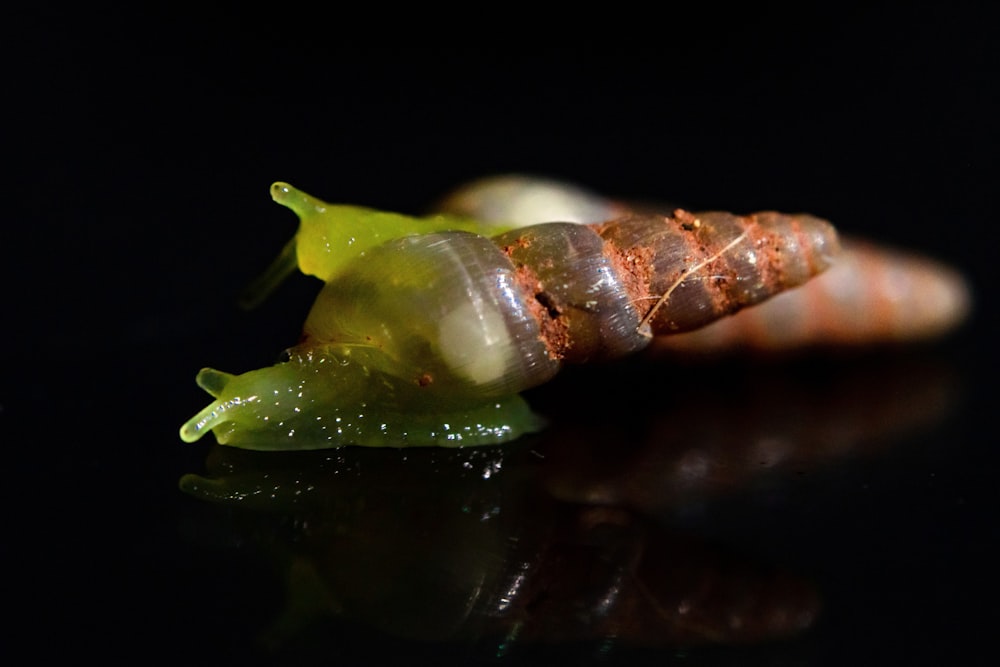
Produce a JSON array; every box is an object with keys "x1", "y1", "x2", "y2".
[
  {"x1": 441, "y1": 174, "x2": 972, "y2": 353},
  {"x1": 295, "y1": 210, "x2": 837, "y2": 397},
  {"x1": 180, "y1": 184, "x2": 837, "y2": 450}
]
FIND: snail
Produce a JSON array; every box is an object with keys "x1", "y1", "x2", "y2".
[{"x1": 179, "y1": 181, "x2": 839, "y2": 450}]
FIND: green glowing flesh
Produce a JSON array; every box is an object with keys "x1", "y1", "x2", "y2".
[
  {"x1": 238, "y1": 182, "x2": 516, "y2": 308},
  {"x1": 179, "y1": 350, "x2": 545, "y2": 450},
  {"x1": 184, "y1": 182, "x2": 542, "y2": 450}
]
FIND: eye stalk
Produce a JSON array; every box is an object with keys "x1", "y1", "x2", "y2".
[{"x1": 239, "y1": 182, "x2": 519, "y2": 309}]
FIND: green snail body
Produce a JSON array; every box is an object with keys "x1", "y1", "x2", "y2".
[{"x1": 239, "y1": 182, "x2": 516, "y2": 308}]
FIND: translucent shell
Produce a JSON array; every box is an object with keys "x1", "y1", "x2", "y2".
[
  {"x1": 301, "y1": 231, "x2": 560, "y2": 397},
  {"x1": 492, "y1": 222, "x2": 650, "y2": 362}
]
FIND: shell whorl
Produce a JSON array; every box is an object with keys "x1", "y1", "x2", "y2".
[{"x1": 594, "y1": 209, "x2": 839, "y2": 335}]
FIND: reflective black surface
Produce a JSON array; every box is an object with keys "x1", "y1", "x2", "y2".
[{"x1": 5, "y1": 6, "x2": 996, "y2": 665}]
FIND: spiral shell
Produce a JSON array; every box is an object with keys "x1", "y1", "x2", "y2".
[
  {"x1": 295, "y1": 209, "x2": 836, "y2": 400},
  {"x1": 440, "y1": 174, "x2": 972, "y2": 353}
]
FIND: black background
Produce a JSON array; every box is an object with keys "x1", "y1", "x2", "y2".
[{"x1": 4, "y1": 4, "x2": 997, "y2": 665}]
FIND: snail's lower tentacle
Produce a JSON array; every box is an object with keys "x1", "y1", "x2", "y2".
[{"x1": 179, "y1": 396, "x2": 229, "y2": 443}]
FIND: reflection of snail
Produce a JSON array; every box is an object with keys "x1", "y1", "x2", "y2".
[
  {"x1": 181, "y1": 445, "x2": 822, "y2": 650},
  {"x1": 180, "y1": 182, "x2": 838, "y2": 449}
]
